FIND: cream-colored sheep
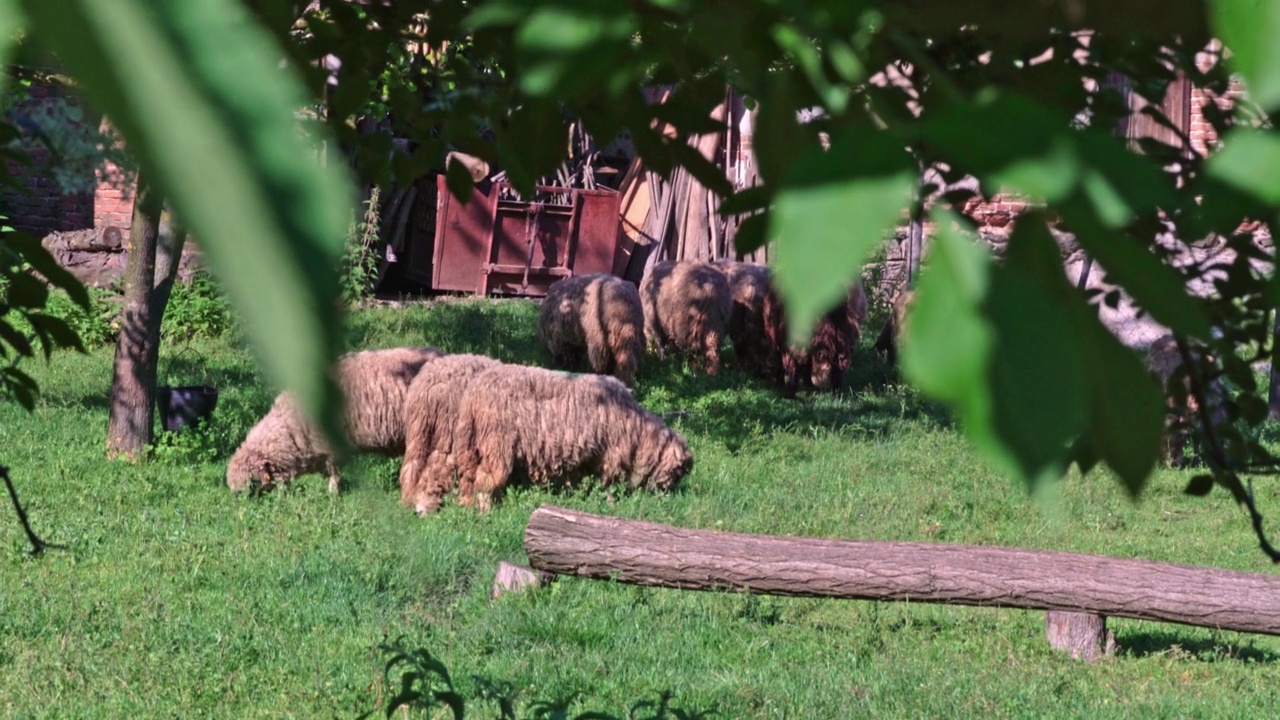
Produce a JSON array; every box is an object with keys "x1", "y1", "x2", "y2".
[
  {"x1": 227, "y1": 346, "x2": 443, "y2": 493},
  {"x1": 451, "y1": 364, "x2": 694, "y2": 513},
  {"x1": 538, "y1": 273, "x2": 644, "y2": 386},
  {"x1": 399, "y1": 353, "x2": 503, "y2": 515}
]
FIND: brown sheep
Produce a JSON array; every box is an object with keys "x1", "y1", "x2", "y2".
[
  {"x1": 450, "y1": 364, "x2": 694, "y2": 513},
  {"x1": 873, "y1": 288, "x2": 916, "y2": 367},
  {"x1": 227, "y1": 346, "x2": 443, "y2": 493},
  {"x1": 538, "y1": 273, "x2": 645, "y2": 387},
  {"x1": 399, "y1": 353, "x2": 503, "y2": 515},
  {"x1": 762, "y1": 281, "x2": 868, "y2": 398},
  {"x1": 1146, "y1": 334, "x2": 1227, "y2": 467},
  {"x1": 713, "y1": 260, "x2": 776, "y2": 378},
  {"x1": 640, "y1": 260, "x2": 732, "y2": 375}
]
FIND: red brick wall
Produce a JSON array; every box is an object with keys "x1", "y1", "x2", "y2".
[
  {"x1": 94, "y1": 158, "x2": 136, "y2": 234},
  {"x1": 0, "y1": 81, "x2": 135, "y2": 239}
]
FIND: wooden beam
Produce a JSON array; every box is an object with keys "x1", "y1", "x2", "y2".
[{"x1": 524, "y1": 505, "x2": 1280, "y2": 636}]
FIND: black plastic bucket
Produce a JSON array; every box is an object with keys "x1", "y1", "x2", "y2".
[{"x1": 157, "y1": 385, "x2": 219, "y2": 432}]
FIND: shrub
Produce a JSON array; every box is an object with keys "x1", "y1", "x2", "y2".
[{"x1": 161, "y1": 271, "x2": 234, "y2": 340}]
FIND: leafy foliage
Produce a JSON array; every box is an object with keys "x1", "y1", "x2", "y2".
[
  {"x1": 6, "y1": 0, "x2": 1280, "y2": 555},
  {"x1": 368, "y1": 638, "x2": 717, "y2": 720},
  {"x1": 161, "y1": 272, "x2": 235, "y2": 341},
  {"x1": 20, "y1": 0, "x2": 352, "y2": 447},
  {"x1": 0, "y1": 223, "x2": 90, "y2": 409}
]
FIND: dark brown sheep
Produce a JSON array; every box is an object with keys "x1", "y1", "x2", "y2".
[
  {"x1": 712, "y1": 260, "x2": 776, "y2": 378},
  {"x1": 538, "y1": 273, "x2": 645, "y2": 387},
  {"x1": 1146, "y1": 334, "x2": 1227, "y2": 467},
  {"x1": 640, "y1": 260, "x2": 732, "y2": 375},
  {"x1": 762, "y1": 282, "x2": 868, "y2": 398}
]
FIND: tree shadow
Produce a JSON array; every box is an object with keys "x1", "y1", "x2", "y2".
[
  {"x1": 636, "y1": 346, "x2": 952, "y2": 453},
  {"x1": 345, "y1": 297, "x2": 546, "y2": 364},
  {"x1": 1116, "y1": 628, "x2": 1279, "y2": 664}
]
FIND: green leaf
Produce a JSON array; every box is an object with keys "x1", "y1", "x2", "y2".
[
  {"x1": 1210, "y1": 0, "x2": 1280, "y2": 111},
  {"x1": 1059, "y1": 196, "x2": 1212, "y2": 340},
  {"x1": 513, "y1": 1, "x2": 637, "y2": 98},
  {"x1": 982, "y1": 217, "x2": 1089, "y2": 488},
  {"x1": 0, "y1": 319, "x2": 33, "y2": 358},
  {"x1": 770, "y1": 128, "x2": 914, "y2": 345},
  {"x1": 1206, "y1": 128, "x2": 1280, "y2": 204},
  {"x1": 0, "y1": 0, "x2": 20, "y2": 95},
  {"x1": 25, "y1": 0, "x2": 352, "y2": 444},
  {"x1": 27, "y1": 313, "x2": 86, "y2": 354},
  {"x1": 718, "y1": 185, "x2": 772, "y2": 216},
  {"x1": 1073, "y1": 307, "x2": 1165, "y2": 497},
  {"x1": 4, "y1": 231, "x2": 91, "y2": 310},
  {"x1": 900, "y1": 210, "x2": 1001, "y2": 461}
]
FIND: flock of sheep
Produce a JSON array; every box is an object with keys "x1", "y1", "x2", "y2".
[{"x1": 225, "y1": 259, "x2": 881, "y2": 515}]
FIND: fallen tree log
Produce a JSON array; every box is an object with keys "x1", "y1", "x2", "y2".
[{"x1": 524, "y1": 505, "x2": 1280, "y2": 636}]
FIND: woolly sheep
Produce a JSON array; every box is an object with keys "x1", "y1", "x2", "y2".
[
  {"x1": 538, "y1": 273, "x2": 645, "y2": 387},
  {"x1": 451, "y1": 364, "x2": 694, "y2": 513},
  {"x1": 640, "y1": 260, "x2": 731, "y2": 375},
  {"x1": 762, "y1": 281, "x2": 868, "y2": 398},
  {"x1": 1146, "y1": 334, "x2": 1227, "y2": 467},
  {"x1": 873, "y1": 288, "x2": 915, "y2": 367},
  {"x1": 399, "y1": 353, "x2": 503, "y2": 515},
  {"x1": 712, "y1": 260, "x2": 775, "y2": 378},
  {"x1": 226, "y1": 346, "x2": 443, "y2": 493}
]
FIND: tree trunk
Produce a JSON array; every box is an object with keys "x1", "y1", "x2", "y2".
[
  {"x1": 1046, "y1": 610, "x2": 1115, "y2": 661},
  {"x1": 152, "y1": 219, "x2": 188, "y2": 318},
  {"x1": 1269, "y1": 310, "x2": 1280, "y2": 420},
  {"x1": 105, "y1": 176, "x2": 164, "y2": 460},
  {"x1": 524, "y1": 505, "x2": 1280, "y2": 636}
]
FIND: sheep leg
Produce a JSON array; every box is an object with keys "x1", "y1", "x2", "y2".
[
  {"x1": 324, "y1": 456, "x2": 342, "y2": 494},
  {"x1": 470, "y1": 453, "x2": 513, "y2": 515},
  {"x1": 703, "y1": 330, "x2": 722, "y2": 376},
  {"x1": 780, "y1": 353, "x2": 800, "y2": 399},
  {"x1": 414, "y1": 451, "x2": 453, "y2": 516}
]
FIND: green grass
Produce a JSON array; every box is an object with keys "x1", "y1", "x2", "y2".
[{"x1": 2, "y1": 297, "x2": 1279, "y2": 718}]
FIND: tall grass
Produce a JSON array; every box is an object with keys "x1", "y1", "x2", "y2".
[{"x1": 1, "y1": 298, "x2": 1278, "y2": 718}]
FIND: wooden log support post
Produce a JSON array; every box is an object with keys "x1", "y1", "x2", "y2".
[{"x1": 524, "y1": 506, "x2": 1280, "y2": 639}]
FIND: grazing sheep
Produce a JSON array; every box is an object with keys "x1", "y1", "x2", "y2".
[
  {"x1": 227, "y1": 346, "x2": 443, "y2": 493},
  {"x1": 399, "y1": 353, "x2": 503, "y2": 515},
  {"x1": 762, "y1": 281, "x2": 869, "y2": 398},
  {"x1": 1146, "y1": 334, "x2": 1227, "y2": 467},
  {"x1": 873, "y1": 288, "x2": 916, "y2": 367},
  {"x1": 451, "y1": 364, "x2": 694, "y2": 513},
  {"x1": 713, "y1": 260, "x2": 776, "y2": 378},
  {"x1": 640, "y1": 260, "x2": 732, "y2": 375},
  {"x1": 538, "y1": 273, "x2": 645, "y2": 387}
]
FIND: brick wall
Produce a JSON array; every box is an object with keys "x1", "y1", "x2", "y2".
[{"x1": 0, "y1": 81, "x2": 135, "y2": 239}]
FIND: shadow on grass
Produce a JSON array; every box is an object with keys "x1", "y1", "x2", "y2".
[
  {"x1": 1117, "y1": 629, "x2": 1280, "y2": 664},
  {"x1": 637, "y1": 347, "x2": 953, "y2": 453},
  {"x1": 346, "y1": 297, "x2": 546, "y2": 365}
]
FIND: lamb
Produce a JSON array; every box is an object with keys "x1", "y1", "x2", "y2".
[
  {"x1": 450, "y1": 364, "x2": 694, "y2": 513},
  {"x1": 226, "y1": 346, "x2": 443, "y2": 493},
  {"x1": 712, "y1": 260, "x2": 775, "y2": 378},
  {"x1": 1146, "y1": 334, "x2": 1227, "y2": 467},
  {"x1": 640, "y1": 260, "x2": 732, "y2": 375},
  {"x1": 538, "y1": 273, "x2": 645, "y2": 387},
  {"x1": 398, "y1": 353, "x2": 503, "y2": 515},
  {"x1": 762, "y1": 281, "x2": 868, "y2": 398}
]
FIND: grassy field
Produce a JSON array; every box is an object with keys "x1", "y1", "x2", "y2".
[{"x1": 1, "y1": 297, "x2": 1279, "y2": 718}]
